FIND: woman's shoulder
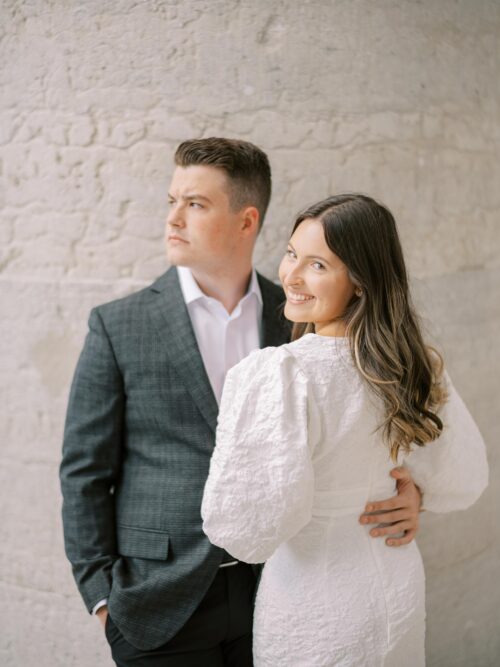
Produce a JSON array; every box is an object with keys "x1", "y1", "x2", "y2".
[
  {"x1": 228, "y1": 344, "x2": 299, "y2": 380},
  {"x1": 228, "y1": 335, "x2": 354, "y2": 386},
  {"x1": 286, "y1": 334, "x2": 354, "y2": 373},
  {"x1": 225, "y1": 345, "x2": 314, "y2": 396},
  {"x1": 287, "y1": 333, "x2": 351, "y2": 355}
]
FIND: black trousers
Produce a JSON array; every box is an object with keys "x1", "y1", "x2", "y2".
[{"x1": 106, "y1": 562, "x2": 256, "y2": 666}]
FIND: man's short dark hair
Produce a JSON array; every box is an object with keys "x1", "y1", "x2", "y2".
[{"x1": 174, "y1": 137, "x2": 272, "y2": 228}]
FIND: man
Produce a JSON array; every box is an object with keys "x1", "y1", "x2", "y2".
[{"x1": 60, "y1": 138, "x2": 422, "y2": 666}]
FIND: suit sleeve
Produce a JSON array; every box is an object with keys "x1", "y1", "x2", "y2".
[
  {"x1": 201, "y1": 347, "x2": 315, "y2": 564},
  {"x1": 404, "y1": 371, "x2": 488, "y2": 513},
  {"x1": 60, "y1": 307, "x2": 124, "y2": 612}
]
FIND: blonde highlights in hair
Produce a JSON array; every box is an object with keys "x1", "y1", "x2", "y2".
[{"x1": 291, "y1": 195, "x2": 447, "y2": 461}]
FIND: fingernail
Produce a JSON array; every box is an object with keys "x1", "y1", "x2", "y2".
[
  {"x1": 387, "y1": 540, "x2": 395, "y2": 546},
  {"x1": 366, "y1": 505, "x2": 373, "y2": 512},
  {"x1": 371, "y1": 530, "x2": 379, "y2": 537}
]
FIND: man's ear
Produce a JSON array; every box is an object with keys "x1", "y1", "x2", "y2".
[{"x1": 241, "y1": 206, "x2": 260, "y2": 235}]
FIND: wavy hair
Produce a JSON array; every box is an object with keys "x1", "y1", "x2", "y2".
[{"x1": 291, "y1": 194, "x2": 447, "y2": 461}]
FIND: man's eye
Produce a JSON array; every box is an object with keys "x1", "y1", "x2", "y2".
[{"x1": 190, "y1": 202, "x2": 202, "y2": 208}]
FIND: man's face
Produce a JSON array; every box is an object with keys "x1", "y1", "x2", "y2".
[{"x1": 165, "y1": 165, "x2": 243, "y2": 272}]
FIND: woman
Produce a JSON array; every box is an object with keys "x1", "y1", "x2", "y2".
[{"x1": 201, "y1": 194, "x2": 488, "y2": 666}]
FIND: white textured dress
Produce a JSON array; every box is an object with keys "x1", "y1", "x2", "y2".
[{"x1": 201, "y1": 334, "x2": 488, "y2": 667}]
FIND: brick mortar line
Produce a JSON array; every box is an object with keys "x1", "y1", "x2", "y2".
[
  {"x1": 0, "y1": 276, "x2": 151, "y2": 288},
  {"x1": 0, "y1": 580, "x2": 78, "y2": 599}
]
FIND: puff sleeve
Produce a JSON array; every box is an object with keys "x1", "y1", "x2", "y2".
[
  {"x1": 201, "y1": 346, "x2": 315, "y2": 563},
  {"x1": 404, "y1": 372, "x2": 488, "y2": 513}
]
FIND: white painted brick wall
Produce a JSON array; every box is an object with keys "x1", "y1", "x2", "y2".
[{"x1": 1, "y1": 1, "x2": 499, "y2": 665}]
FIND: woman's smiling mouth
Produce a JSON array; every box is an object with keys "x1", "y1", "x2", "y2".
[{"x1": 286, "y1": 289, "x2": 315, "y2": 304}]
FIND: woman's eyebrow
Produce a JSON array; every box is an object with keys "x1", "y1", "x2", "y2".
[{"x1": 287, "y1": 242, "x2": 331, "y2": 265}]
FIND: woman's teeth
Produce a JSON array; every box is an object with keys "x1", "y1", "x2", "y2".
[{"x1": 287, "y1": 290, "x2": 314, "y2": 302}]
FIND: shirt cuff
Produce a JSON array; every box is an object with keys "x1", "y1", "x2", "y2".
[{"x1": 91, "y1": 599, "x2": 108, "y2": 615}]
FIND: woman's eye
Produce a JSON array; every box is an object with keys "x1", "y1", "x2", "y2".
[
  {"x1": 286, "y1": 249, "x2": 296, "y2": 258},
  {"x1": 312, "y1": 262, "x2": 324, "y2": 270},
  {"x1": 190, "y1": 202, "x2": 202, "y2": 208}
]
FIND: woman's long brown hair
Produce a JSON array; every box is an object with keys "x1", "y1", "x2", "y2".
[{"x1": 291, "y1": 194, "x2": 447, "y2": 461}]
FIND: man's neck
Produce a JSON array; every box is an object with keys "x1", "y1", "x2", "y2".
[{"x1": 189, "y1": 265, "x2": 254, "y2": 315}]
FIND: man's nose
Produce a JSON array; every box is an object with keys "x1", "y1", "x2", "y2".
[{"x1": 166, "y1": 205, "x2": 184, "y2": 228}]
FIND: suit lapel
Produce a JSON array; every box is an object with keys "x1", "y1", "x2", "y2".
[
  {"x1": 148, "y1": 268, "x2": 219, "y2": 433},
  {"x1": 147, "y1": 269, "x2": 290, "y2": 434}
]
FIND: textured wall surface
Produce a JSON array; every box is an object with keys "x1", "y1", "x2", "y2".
[{"x1": 1, "y1": 1, "x2": 499, "y2": 665}]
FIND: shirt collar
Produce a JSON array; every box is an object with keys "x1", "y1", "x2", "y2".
[{"x1": 177, "y1": 266, "x2": 263, "y2": 308}]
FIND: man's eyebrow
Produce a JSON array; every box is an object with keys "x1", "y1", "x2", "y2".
[{"x1": 168, "y1": 193, "x2": 213, "y2": 203}]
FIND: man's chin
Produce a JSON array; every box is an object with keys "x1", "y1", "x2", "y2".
[{"x1": 166, "y1": 248, "x2": 191, "y2": 267}]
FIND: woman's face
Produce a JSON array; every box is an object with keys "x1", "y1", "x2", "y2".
[{"x1": 278, "y1": 218, "x2": 356, "y2": 337}]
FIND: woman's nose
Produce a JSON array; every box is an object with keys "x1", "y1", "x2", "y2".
[{"x1": 285, "y1": 265, "x2": 304, "y2": 286}]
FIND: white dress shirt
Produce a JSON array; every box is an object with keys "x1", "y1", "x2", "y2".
[
  {"x1": 177, "y1": 266, "x2": 263, "y2": 403},
  {"x1": 92, "y1": 266, "x2": 263, "y2": 615}
]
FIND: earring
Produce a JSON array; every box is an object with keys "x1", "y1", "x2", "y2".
[{"x1": 355, "y1": 288, "x2": 362, "y2": 297}]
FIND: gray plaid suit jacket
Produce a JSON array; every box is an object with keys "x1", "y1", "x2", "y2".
[{"x1": 60, "y1": 266, "x2": 290, "y2": 650}]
